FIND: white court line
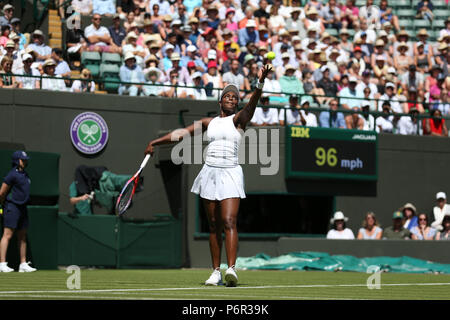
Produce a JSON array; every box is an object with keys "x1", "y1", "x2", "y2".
[{"x1": 1, "y1": 282, "x2": 450, "y2": 295}]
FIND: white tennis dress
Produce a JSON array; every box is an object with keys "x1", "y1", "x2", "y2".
[{"x1": 191, "y1": 114, "x2": 245, "y2": 201}]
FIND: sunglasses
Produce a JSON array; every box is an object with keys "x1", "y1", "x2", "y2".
[
  {"x1": 419, "y1": 218, "x2": 427, "y2": 221},
  {"x1": 93, "y1": 17, "x2": 102, "y2": 21}
]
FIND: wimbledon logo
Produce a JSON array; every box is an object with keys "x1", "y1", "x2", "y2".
[{"x1": 70, "y1": 112, "x2": 109, "y2": 154}]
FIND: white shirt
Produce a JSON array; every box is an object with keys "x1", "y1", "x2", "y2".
[
  {"x1": 300, "y1": 110, "x2": 318, "y2": 127},
  {"x1": 432, "y1": 204, "x2": 450, "y2": 231},
  {"x1": 326, "y1": 228, "x2": 355, "y2": 239},
  {"x1": 251, "y1": 107, "x2": 279, "y2": 125},
  {"x1": 84, "y1": 24, "x2": 110, "y2": 46},
  {"x1": 376, "y1": 115, "x2": 394, "y2": 133},
  {"x1": 41, "y1": 74, "x2": 67, "y2": 91},
  {"x1": 354, "y1": 29, "x2": 377, "y2": 44},
  {"x1": 71, "y1": 0, "x2": 93, "y2": 14},
  {"x1": 397, "y1": 116, "x2": 421, "y2": 136},
  {"x1": 279, "y1": 105, "x2": 301, "y2": 125},
  {"x1": 17, "y1": 68, "x2": 41, "y2": 89},
  {"x1": 378, "y1": 94, "x2": 402, "y2": 113},
  {"x1": 71, "y1": 79, "x2": 96, "y2": 92},
  {"x1": 362, "y1": 114, "x2": 376, "y2": 131}
]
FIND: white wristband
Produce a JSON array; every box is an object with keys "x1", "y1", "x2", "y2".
[{"x1": 256, "y1": 81, "x2": 264, "y2": 89}]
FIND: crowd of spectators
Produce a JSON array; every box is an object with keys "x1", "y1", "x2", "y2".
[
  {"x1": 327, "y1": 191, "x2": 450, "y2": 240},
  {"x1": 1, "y1": 1, "x2": 450, "y2": 135}
]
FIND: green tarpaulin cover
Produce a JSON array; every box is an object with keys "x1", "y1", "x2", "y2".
[{"x1": 221, "y1": 252, "x2": 450, "y2": 274}]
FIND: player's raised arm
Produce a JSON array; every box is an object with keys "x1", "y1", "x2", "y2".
[
  {"x1": 234, "y1": 64, "x2": 272, "y2": 130},
  {"x1": 145, "y1": 117, "x2": 213, "y2": 156}
]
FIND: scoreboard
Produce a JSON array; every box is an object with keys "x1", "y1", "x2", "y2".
[{"x1": 285, "y1": 126, "x2": 378, "y2": 181}]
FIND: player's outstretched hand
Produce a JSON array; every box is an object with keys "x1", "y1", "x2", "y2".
[
  {"x1": 258, "y1": 64, "x2": 272, "y2": 83},
  {"x1": 144, "y1": 142, "x2": 154, "y2": 156}
]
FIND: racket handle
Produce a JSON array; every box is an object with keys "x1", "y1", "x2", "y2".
[{"x1": 140, "y1": 154, "x2": 151, "y2": 169}]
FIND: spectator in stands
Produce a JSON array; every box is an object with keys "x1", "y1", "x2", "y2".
[
  {"x1": 189, "y1": 71, "x2": 207, "y2": 100},
  {"x1": 378, "y1": 82, "x2": 402, "y2": 113},
  {"x1": 71, "y1": 68, "x2": 95, "y2": 92},
  {"x1": 371, "y1": 39, "x2": 392, "y2": 69},
  {"x1": 416, "y1": 0, "x2": 434, "y2": 23},
  {"x1": 123, "y1": 32, "x2": 145, "y2": 67},
  {"x1": 403, "y1": 87, "x2": 424, "y2": 114},
  {"x1": 142, "y1": 67, "x2": 164, "y2": 96},
  {"x1": 16, "y1": 54, "x2": 40, "y2": 90},
  {"x1": 439, "y1": 18, "x2": 450, "y2": 40},
  {"x1": 71, "y1": 0, "x2": 93, "y2": 15},
  {"x1": 0, "y1": 24, "x2": 10, "y2": 48},
  {"x1": 279, "y1": 64, "x2": 306, "y2": 99},
  {"x1": 244, "y1": 62, "x2": 260, "y2": 99},
  {"x1": 0, "y1": 4, "x2": 14, "y2": 27},
  {"x1": 319, "y1": 99, "x2": 346, "y2": 129},
  {"x1": 378, "y1": 0, "x2": 399, "y2": 32},
  {"x1": 361, "y1": 101, "x2": 376, "y2": 131},
  {"x1": 223, "y1": 58, "x2": 244, "y2": 98},
  {"x1": 116, "y1": 0, "x2": 135, "y2": 18},
  {"x1": 394, "y1": 42, "x2": 413, "y2": 77},
  {"x1": 250, "y1": 94, "x2": 279, "y2": 126},
  {"x1": 432, "y1": 87, "x2": 450, "y2": 115},
  {"x1": 400, "y1": 65, "x2": 425, "y2": 99},
  {"x1": 321, "y1": 0, "x2": 341, "y2": 32},
  {"x1": 52, "y1": 48, "x2": 71, "y2": 79},
  {"x1": 401, "y1": 203, "x2": 419, "y2": 231},
  {"x1": 376, "y1": 101, "x2": 395, "y2": 133},
  {"x1": 304, "y1": 7, "x2": 324, "y2": 35},
  {"x1": 423, "y1": 108, "x2": 448, "y2": 137},
  {"x1": 238, "y1": 19, "x2": 259, "y2": 47},
  {"x1": 397, "y1": 107, "x2": 421, "y2": 135},
  {"x1": 354, "y1": 19, "x2": 376, "y2": 45},
  {"x1": 279, "y1": 95, "x2": 302, "y2": 126},
  {"x1": 357, "y1": 212, "x2": 383, "y2": 240},
  {"x1": 108, "y1": 14, "x2": 127, "y2": 47},
  {"x1": 10, "y1": 18, "x2": 25, "y2": 51},
  {"x1": 411, "y1": 213, "x2": 437, "y2": 240},
  {"x1": 27, "y1": 30, "x2": 52, "y2": 64},
  {"x1": 201, "y1": 60, "x2": 222, "y2": 98},
  {"x1": 415, "y1": 42, "x2": 432, "y2": 75},
  {"x1": 326, "y1": 211, "x2": 355, "y2": 239},
  {"x1": 149, "y1": 0, "x2": 170, "y2": 16},
  {"x1": 431, "y1": 192, "x2": 450, "y2": 231},
  {"x1": 285, "y1": 7, "x2": 306, "y2": 39},
  {"x1": 85, "y1": 14, "x2": 121, "y2": 53},
  {"x1": 41, "y1": 59, "x2": 67, "y2": 91},
  {"x1": 268, "y1": 4, "x2": 286, "y2": 35},
  {"x1": 393, "y1": 30, "x2": 413, "y2": 58},
  {"x1": 382, "y1": 211, "x2": 411, "y2": 240},
  {"x1": 338, "y1": 76, "x2": 363, "y2": 115},
  {"x1": 118, "y1": 52, "x2": 144, "y2": 96},
  {"x1": 166, "y1": 52, "x2": 191, "y2": 85},
  {"x1": 93, "y1": 0, "x2": 116, "y2": 16},
  {"x1": 65, "y1": 14, "x2": 86, "y2": 66},
  {"x1": 435, "y1": 213, "x2": 450, "y2": 240},
  {"x1": 425, "y1": 65, "x2": 443, "y2": 94},
  {"x1": 299, "y1": 98, "x2": 318, "y2": 127},
  {"x1": 340, "y1": 0, "x2": 359, "y2": 30},
  {"x1": 346, "y1": 107, "x2": 364, "y2": 129},
  {"x1": 0, "y1": 56, "x2": 18, "y2": 88},
  {"x1": 160, "y1": 69, "x2": 190, "y2": 98},
  {"x1": 359, "y1": 0, "x2": 380, "y2": 30}
]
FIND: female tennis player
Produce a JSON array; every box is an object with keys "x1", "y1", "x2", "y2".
[{"x1": 145, "y1": 64, "x2": 272, "y2": 287}]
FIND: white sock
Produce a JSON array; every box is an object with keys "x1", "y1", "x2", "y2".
[{"x1": 0, "y1": 262, "x2": 6, "y2": 266}]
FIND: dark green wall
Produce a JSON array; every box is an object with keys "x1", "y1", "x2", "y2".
[{"x1": 1, "y1": 88, "x2": 449, "y2": 268}]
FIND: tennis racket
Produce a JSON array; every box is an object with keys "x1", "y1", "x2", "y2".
[{"x1": 115, "y1": 154, "x2": 151, "y2": 216}]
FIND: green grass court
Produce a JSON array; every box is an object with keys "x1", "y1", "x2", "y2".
[{"x1": 0, "y1": 269, "x2": 449, "y2": 300}]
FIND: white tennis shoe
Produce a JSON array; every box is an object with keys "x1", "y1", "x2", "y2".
[
  {"x1": 0, "y1": 262, "x2": 14, "y2": 273},
  {"x1": 19, "y1": 262, "x2": 36, "y2": 273},
  {"x1": 225, "y1": 266, "x2": 238, "y2": 287},
  {"x1": 205, "y1": 268, "x2": 223, "y2": 286}
]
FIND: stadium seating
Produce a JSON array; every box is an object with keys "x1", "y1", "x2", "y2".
[{"x1": 81, "y1": 51, "x2": 101, "y2": 78}]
